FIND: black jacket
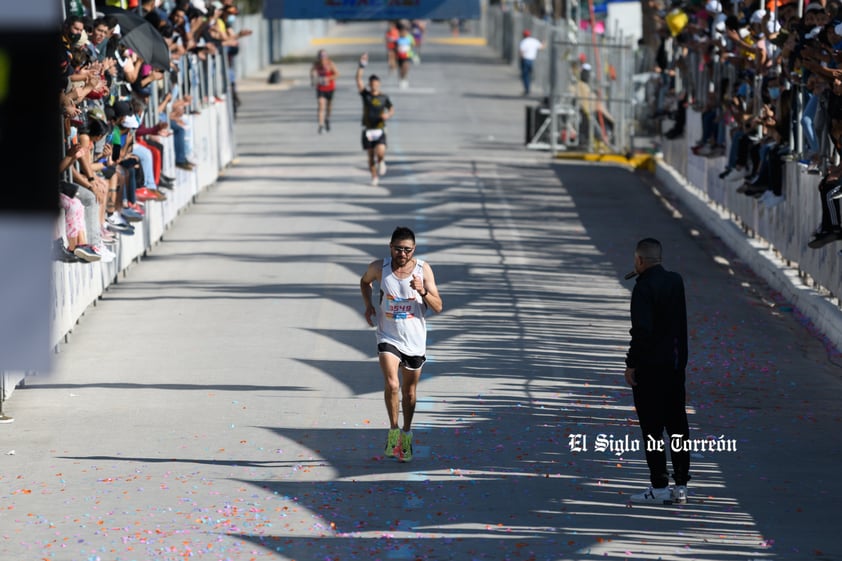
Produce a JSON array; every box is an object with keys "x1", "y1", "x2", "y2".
[{"x1": 626, "y1": 264, "x2": 688, "y2": 372}]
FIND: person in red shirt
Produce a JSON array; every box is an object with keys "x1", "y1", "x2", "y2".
[
  {"x1": 385, "y1": 21, "x2": 399, "y2": 75},
  {"x1": 310, "y1": 49, "x2": 339, "y2": 134}
]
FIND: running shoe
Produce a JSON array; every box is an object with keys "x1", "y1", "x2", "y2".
[
  {"x1": 136, "y1": 188, "x2": 158, "y2": 202},
  {"x1": 128, "y1": 202, "x2": 145, "y2": 214},
  {"x1": 629, "y1": 486, "x2": 672, "y2": 504},
  {"x1": 107, "y1": 222, "x2": 135, "y2": 235},
  {"x1": 93, "y1": 245, "x2": 115, "y2": 263},
  {"x1": 384, "y1": 428, "x2": 400, "y2": 457},
  {"x1": 672, "y1": 485, "x2": 688, "y2": 505},
  {"x1": 398, "y1": 430, "x2": 413, "y2": 462},
  {"x1": 318, "y1": 125, "x2": 324, "y2": 134},
  {"x1": 108, "y1": 212, "x2": 128, "y2": 225},
  {"x1": 325, "y1": 119, "x2": 330, "y2": 132},
  {"x1": 808, "y1": 229, "x2": 842, "y2": 249},
  {"x1": 52, "y1": 239, "x2": 81, "y2": 263},
  {"x1": 371, "y1": 176, "x2": 379, "y2": 187},
  {"x1": 100, "y1": 228, "x2": 116, "y2": 243},
  {"x1": 121, "y1": 208, "x2": 143, "y2": 222},
  {"x1": 378, "y1": 160, "x2": 387, "y2": 177},
  {"x1": 73, "y1": 244, "x2": 101, "y2": 262}
]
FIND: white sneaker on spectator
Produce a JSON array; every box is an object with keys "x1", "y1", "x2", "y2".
[
  {"x1": 94, "y1": 245, "x2": 115, "y2": 263},
  {"x1": 107, "y1": 212, "x2": 128, "y2": 226}
]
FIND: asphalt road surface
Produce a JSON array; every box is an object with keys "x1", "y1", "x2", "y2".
[{"x1": 2, "y1": 22, "x2": 840, "y2": 561}]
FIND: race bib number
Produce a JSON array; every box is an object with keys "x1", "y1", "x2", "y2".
[
  {"x1": 365, "y1": 129, "x2": 384, "y2": 141},
  {"x1": 386, "y1": 297, "x2": 415, "y2": 320}
]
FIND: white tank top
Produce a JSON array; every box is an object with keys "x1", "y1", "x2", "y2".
[{"x1": 376, "y1": 257, "x2": 427, "y2": 356}]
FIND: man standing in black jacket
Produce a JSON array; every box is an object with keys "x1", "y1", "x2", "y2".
[{"x1": 625, "y1": 238, "x2": 691, "y2": 505}]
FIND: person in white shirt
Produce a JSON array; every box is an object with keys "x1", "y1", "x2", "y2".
[
  {"x1": 360, "y1": 227, "x2": 443, "y2": 462},
  {"x1": 519, "y1": 29, "x2": 544, "y2": 95}
]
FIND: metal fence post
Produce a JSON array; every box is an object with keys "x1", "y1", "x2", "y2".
[{"x1": 550, "y1": 25, "x2": 559, "y2": 156}]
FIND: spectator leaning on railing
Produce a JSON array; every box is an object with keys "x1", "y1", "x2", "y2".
[
  {"x1": 649, "y1": 0, "x2": 842, "y2": 248},
  {"x1": 55, "y1": 0, "x2": 243, "y2": 264}
]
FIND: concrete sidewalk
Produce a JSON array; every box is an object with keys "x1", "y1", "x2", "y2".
[{"x1": 2, "y1": 20, "x2": 840, "y2": 561}]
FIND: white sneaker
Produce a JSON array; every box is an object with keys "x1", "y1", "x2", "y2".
[
  {"x1": 93, "y1": 245, "x2": 115, "y2": 263},
  {"x1": 378, "y1": 160, "x2": 387, "y2": 177},
  {"x1": 630, "y1": 486, "x2": 672, "y2": 504},
  {"x1": 371, "y1": 176, "x2": 379, "y2": 186},
  {"x1": 672, "y1": 485, "x2": 688, "y2": 504},
  {"x1": 107, "y1": 212, "x2": 128, "y2": 226},
  {"x1": 399, "y1": 79, "x2": 409, "y2": 89}
]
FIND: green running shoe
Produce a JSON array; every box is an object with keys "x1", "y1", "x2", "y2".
[
  {"x1": 399, "y1": 430, "x2": 413, "y2": 462},
  {"x1": 384, "y1": 428, "x2": 400, "y2": 457}
]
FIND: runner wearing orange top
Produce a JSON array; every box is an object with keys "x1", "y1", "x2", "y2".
[
  {"x1": 310, "y1": 49, "x2": 339, "y2": 134},
  {"x1": 385, "y1": 21, "x2": 399, "y2": 74}
]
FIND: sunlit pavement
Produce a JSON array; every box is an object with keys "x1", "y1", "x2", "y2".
[{"x1": 2, "y1": 21, "x2": 841, "y2": 561}]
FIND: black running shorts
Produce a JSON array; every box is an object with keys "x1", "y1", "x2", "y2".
[
  {"x1": 362, "y1": 129, "x2": 387, "y2": 150},
  {"x1": 378, "y1": 343, "x2": 426, "y2": 370}
]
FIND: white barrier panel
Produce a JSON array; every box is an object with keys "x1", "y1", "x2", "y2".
[
  {"x1": 0, "y1": 101, "x2": 234, "y2": 402},
  {"x1": 480, "y1": 6, "x2": 842, "y2": 348},
  {"x1": 659, "y1": 110, "x2": 842, "y2": 351}
]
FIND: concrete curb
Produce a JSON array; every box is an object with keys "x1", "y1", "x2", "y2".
[{"x1": 655, "y1": 158, "x2": 842, "y2": 353}]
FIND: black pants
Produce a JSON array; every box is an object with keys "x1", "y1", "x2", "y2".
[
  {"x1": 819, "y1": 176, "x2": 842, "y2": 231},
  {"x1": 735, "y1": 133, "x2": 751, "y2": 168},
  {"x1": 632, "y1": 370, "x2": 691, "y2": 488}
]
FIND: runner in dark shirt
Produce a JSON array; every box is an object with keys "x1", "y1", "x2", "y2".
[{"x1": 356, "y1": 53, "x2": 395, "y2": 186}]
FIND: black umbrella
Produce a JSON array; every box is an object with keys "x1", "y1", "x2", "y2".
[{"x1": 103, "y1": 7, "x2": 171, "y2": 70}]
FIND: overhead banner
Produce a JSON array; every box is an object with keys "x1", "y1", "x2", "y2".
[{"x1": 264, "y1": 0, "x2": 481, "y2": 20}]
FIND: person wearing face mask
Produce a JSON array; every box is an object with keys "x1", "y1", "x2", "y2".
[
  {"x1": 219, "y1": 5, "x2": 252, "y2": 111},
  {"x1": 62, "y1": 16, "x2": 86, "y2": 54}
]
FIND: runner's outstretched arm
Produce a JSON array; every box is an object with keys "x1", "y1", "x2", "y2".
[{"x1": 356, "y1": 53, "x2": 368, "y2": 93}]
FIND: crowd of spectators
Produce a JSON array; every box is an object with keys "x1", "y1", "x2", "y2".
[
  {"x1": 646, "y1": 0, "x2": 842, "y2": 249},
  {"x1": 57, "y1": 0, "x2": 249, "y2": 264}
]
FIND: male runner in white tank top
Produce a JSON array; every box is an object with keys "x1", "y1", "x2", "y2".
[{"x1": 360, "y1": 227, "x2": 443, "y2": 462}]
